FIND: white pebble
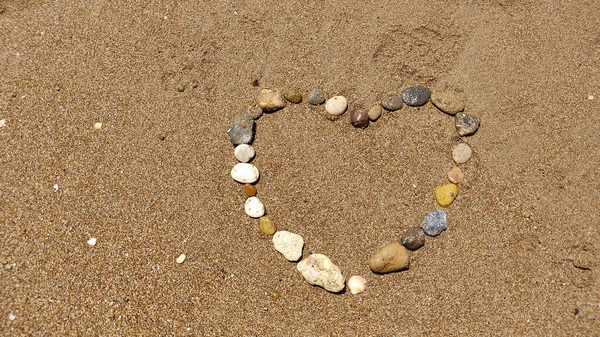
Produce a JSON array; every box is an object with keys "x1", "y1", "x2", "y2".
[
  {"x1": 0, "y1": 119, "x2": 6, "y2": 127},
  {"x1": 452, "y1": 143, "x2": 472, "y2": 164},
  {"x1": 244, "y1": 196, "x2": 265, "y2": 218},
  {"x1": 325, "y1": 96, "x2": 348, "y2": 116},
  {"x1": 234, "y1": 144, "x2": 255, "y2": 163},
  {"x1": 347, "y1": 275, "x2": 367, "y2": 295},
  {"x1": 8, "y1": 313, "x2": 16, "y2": 321},
  {"x1": 87, "y1": 237, "x2": 97, "y2": 246},
  {"x1": 231, "y1": 163, "x2": 260, "y2": 184},
  {"x1": 176, "y1": 254, "x2": 186, "y2": 264},
  {"x1": 94, "y1": 122, "x2": 103, "y2": 130},
  {"x1": 272, "y1": 231, "x2": 304, "y2": 261},
  {"x1": 297, "y1": 254, "x2": 345, "y2": 293},
  {"x1": 53, "y1": 184, "x2": 59, "y2": 191}
]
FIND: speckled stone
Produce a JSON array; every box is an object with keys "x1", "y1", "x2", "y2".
[
  {"x1": 452, "y1": 143, "x2": 473, "y2": 164},
  {"x1": 307, "y1": 89, "x2": 326, "y2": 105},
  {"x1": 400, "y1": 227, "x2": 425, "y2": 250},
  {"x1": 368, "y1": 242, "x2": 410, "y2": 274},
  {"x1": 234, "y1": 144, "x2": 255, "y2": 163},
  {"x1": 402, "y1": 86, "x2": 431, "y2": 107},
  {"x1": 455, "y1": 112, "x2": 481, "y2": 136},
  {"x1": 381, "y1": 95, "x2": 403, "y2": 111},
  {"x1": 258, "y1": 88, "x2": 287, "y2": 111},
  {"x1": 349, "y1": 108, "x2": 369, "y2": 128},
  {"x1": 368, "y1": 104, "x2": 383, "y2": 121},
  {"x1": 231, "y1": 163, "x2": 260, "y2": 184},
  {"x1": 227, "y1": 115, "x2": 255, "y2": 145},
  {"x1": 420, "y1": 210, "x2": 447, "y2": 236},
  {"x1": 284, "y1": 91, "x2": 303, "y2": 103},
  {"x1": 245, "y1": 196, "x2": 265, "y2": 218},
  {"x1": 430, "y1": 91, "x2": 465, "y2": 115}
]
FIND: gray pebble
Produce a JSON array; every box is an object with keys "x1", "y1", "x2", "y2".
[
  {"x1": 402, "y1": 86, "x2": 431, "y2": 107},
  {"x1": 227, "y1": 115, "x2": 255, "y2": 145},
  {"x1": 246, "y1": 104, "x2": 263, "y2": 120},
  {"x1": 381, "y1": 95, "x2": 403, "y2": 111},
  {"x1": 455, "y1": 112, "x2": 480, "y2": 136},
  {"x1": 420, "y1": 210, "x2": 447, "y2": 237},
  {"x1": 400, "y1": 226, "x2": 425, "y2": 250},
  {"x1": 307, "y1": 89, "x2": 326, "y2": 105}
]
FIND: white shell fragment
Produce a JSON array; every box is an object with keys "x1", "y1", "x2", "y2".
[
  {"x1": 176, "y1": 254, "x2": 186, "y2": 264},
  {"x1": 244, "y1": 196, "x2": 265, "y2": 218},
  {"x1": 231, "y1": 163, "x2": 260, "y2": 184},
  {"x1": 348, "y1": 275, "x2": 367, "y2": 295},
  {"x1": 272, "y1": 231, "x2": 304, "y2": 261},
  {"x1": 234, "y1": 144, "x2": 255, "y2": 163},
  {"x1": 297, "y1": 254, "x2": 345, "y2": 293},
  {"x1": 325, "y1": 96, "x2": 348, "y2": 116},
  {"x1": 87, "y1": 238, "x2": 97, "y2": 246}
]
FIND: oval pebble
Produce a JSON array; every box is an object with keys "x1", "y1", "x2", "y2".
[
  {"x1": 368, "y1": 242, "x2": 410, "y2": 274},
  {"x1": 259, "y1": 216, "x2": 276, "y2": 235},
  {"x1": 243, "y1": 183, "x2": 257, "y2": 197},
  {"x1": 400, "y1": 226, "x2": 425, "y2": 250},
  {"x1": 297, "y1": 254, "x2": 345, "y2": 293},
  {"x1": 447, "y1": 167, "x2": 464, "y2": 184},
  {"x1": 381, "y1": 95, "x2": 403, "y2": 111},
  {"x1": 430, "y1": 91, "x2": 465, "y2": 115},
  {"x1": 273, "y1": 231, "x2": 304, "y2": 261},
  {"x1": 347, "y1": 276, "x2": 367, "y2": 295},
  {"x1": 258, "y1": 88, "x2": 287, "y2": 111},
  {"x1": 325, "y1": 96, "x2": 348, "y2": 116},
  {"x1": 452, "y1": 143, "x2": 472, "y2": 164},
  {"x1": 234, "y1": 144, "x2": 255, "y2": 163},
  {"x1": 455, "y1": 112, "x2": 481, "y2": 136},
  {"x1": 307, "y1": 89, "x2": 326, "y2": 105},
  {"x1": 420, "y1": 210, "x2": 447, "y2": 236},
  {"x1": 244, "y1": 196, "x2": 265, "y2": 218},
  {"x1": 368, "y1": 104, "x2": 383, "y2": 121},
  {"x1": 231, "y1": 163, "x2": 260, "y2": 184},
  {"x1": 349, "y1": 108, "x2": 369, "y2": 128},
  {"x1": 402, "y1": 86, "x2": 430, "y2": 107},
  {"x1": 227, "y1": 115, "x2": 255, "y2": 145},
  {"x1": 434, "y1": 183, "x2": 458, "y2": 207},
  {"x1": 284, "y1": 91, "x2": 302, "y2": 104}
]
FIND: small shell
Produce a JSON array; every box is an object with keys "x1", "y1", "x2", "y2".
[{"x1": 348, "y1": 275, "x2": 367, "y2": 295}]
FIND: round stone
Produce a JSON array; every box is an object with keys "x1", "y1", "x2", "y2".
[
  {"x1": 420, "y1": 210, "x2": 447, "y2": 236},
  {"x1": 381, "y1": 95, "x2": 403, "y2": 111},
  {"x1": 368, "y1": 242, "x2": 410, "y2": 274},
  {"x1": 402, "y1": 86, "x2": 431, "y2": 107},
  {"x1": 273, "y1": 231, "x2": 304, "y2": 261},
  {"x1": 349, "y1": 108, "x2": 369, "y2": 128},
  {"x1": 227, "y1": 115, "x2": 255, "y2": 145},
  {"x1": 259, "y1": 216, "x2": 276, "y2": 235},
  {"x1": 234, "y1": 144, "x2": 255, "y2": 163},
  {"x1": 244, "y1": 196, "x2": 265, "y2": 218},
  {"x1": 258, "y1": 88, "x2": 287, "y2": 111},
  {"x1": 325, "y1": 96, "x2": 348, "y2": 116},
  {"x1": 347, "y1": 276, "x2": 367, "y2": 295},
  {"x1": 243, "y1": 183, "x2": 257, "y2": 197},
  {"x1": 434, "y1": 183, "x2": 458, "y2": 207},
  {"x1": 297, "y1": 254, "x2": 345, "y2": 293},
  {"x1": 452, "y1": 143, "x2": 473, "y2": 164},
  {"x1": 307, "y1": 89, "x2": 326, "y2": 105},
  {"x1": 430, "y1": 90, "x2": 465, "y2": 115},
  {"x1": 455, "y1": 112, "x2": 481, "y2": 136},
  {"x1": 400, "y1": 226, "x2": 425, "y2": 250},
  {"x1": 368, "y1": 104, "x2": 383, "y2": 121},
  {"x1": 447, "y1": 167, "x2": 464, "y2": 184},
  {"x1": 231, "y1": 163, "x2": 260, "y2": 184},
  {"x1": 284, "y1": 91, "x2": 302, "y2": 104}
]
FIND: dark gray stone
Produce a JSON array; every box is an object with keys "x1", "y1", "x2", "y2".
[
  {"x1": 420, "y1": 210, "x2": 447, "y2": 237},
  {"x1": 381, "y1": 95, "x2": 403, "y2": 111},
  {"x1": 307, "y1": 89, "x2": 326, "y2": 105},
  {"x1": 402, "y1": 86, "x2": 431, "y2": 107},
  {"x1": 227, "y1": 114, "x2": 255, "y2": 145},
  {"x1": 400, "y1": 226, "x2": 425, "y2": 250},
  {"x1": 455, "y1": 112, "x2": 480, "y2": 136}
]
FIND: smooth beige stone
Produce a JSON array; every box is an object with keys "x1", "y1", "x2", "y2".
[
  {"x1": 368, "y1": 242, "x2": 409, "y2": 274},
  {"x1": 430, "y1": 91, "x2": 465, "y2": 115},
  {"x1": 368, "y1": 104, "x2": 383, "y2": 121},
  {"x1": 258, "y1": 88, "x2": 286, "y2": 111},
  {"x1": 452, "y1": 143, "x2": 473, "y2": 164},
  {"x1": 447, "y1": 166, "x2": 464, "y2": 184}
]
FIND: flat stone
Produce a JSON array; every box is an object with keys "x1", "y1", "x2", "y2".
[
  {"x1": 430, "y1": 90, "x2": 465, "y2": 115},
  {"x1": 347, "y1": 275, "x2": 367, "y2": 295},
  {"x1": 368, "y1": 242, "x2": 410, "y2": 274},
  {"x1": 297, "y1": 254, "x2": 345, "y2": 293},
  {"x1": 349, "y1": 108, "x2": 369, "y2": 128},
  {"x1": 434, "y1": 183, "x2": 458, "y2": 207},
  {"x1": 402, "y1": 86, "x2": 430, "y2": 107},
  {"x1": 325, "y1": 96, "x2": 348, "y2": 116},
  {"x1": 307, "y1": 89, "x2": 326, "y2": 105},
  {"x1": 455, "y1": 112, "x2": 480, "y2": 136},
  {"x1": 381, "y1": 95, "x2": 403, "y2": 111},
  {"x1": 258, "y1": 88, "x2": 286, "y2": 111},
  {"x1": 231, "y1": 163, "x2": 260, "y2": 184},
  {"x1": 227, "y1": 115, "x2": 255, "y2": 145},
  {"x1": 284, "y1": 91, "x2": 302, "y2": 103},
  {"x1": 273, "y1": 231, "x2": 304, "y2": 261},
  {"x1": 259, "y1": 216, "x2": 276, "y2": 235},
  {"x1": 244, "y1": 196, "x2": 265, "y2": 218},
  {"x1": 243, "y1": 183, "x2": 257, "y2": 197},
  {"x1": 246, "y1": 104, "x2": 263, "y2": 120},
  {"x1": 452, "y1": 143, "x2": 472, "y2": 164},
  {"x1": 368, "y1": 104, "x2": 383, "y2": 121},
  {"x1": 447, "y1": 167, "x2": 464, "y2": 184},
  {"x1": 400, "y1": 227, "x2": 425, "y2": 250},
  {"x1": 234, "y1": 144, "x2": 255, "y2": 163},
  {"x1": 420, "y1": 210, "x2": 447, "y2": 236}
]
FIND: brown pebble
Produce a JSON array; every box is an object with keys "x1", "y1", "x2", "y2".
[
  {"x1": 284, "y1": 92, "x2": 302, "y2": 104},
  {"x1": 243, "y1": 184, "x2": 257, "y2": 196},
  {"x1": 349, "y1": 108, "x2": 369, "y2": 128},
  {"x1": 400, "y1": 227, "x2": 425, "y2": 250},
  {"x1": 368, "y1": 104, "x2": 383, "y2": 121},
  {"x1": 368, "y1": 242, "x2": 409, "y2": 274},
  {"x1": 252, "y1": 79, "x2": 260, "y2": 87},
  {"x1": 447, "y1": 167, "x2": 464, "y2": 184}
]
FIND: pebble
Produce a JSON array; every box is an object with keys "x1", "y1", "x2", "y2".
[
  {"x1": 307, "y1": 89, "x2": 326, "y2": 105},
  {"x1": 272, "y1": 231, "x2": 304, "y2": 261},
  {"x1": 349, "y1": 108, "x2": 369, "y2": 128},
  {"x1": 0, "y1": 119, "x2": 5, "y2": 128},
  {"x1": 400, "y1": 227, "x2": 425, "y2": 250},
  {"x1": 420, "y1": 210, "x2": 447, "y2": 236},
  {"x1": 368, "y1": 242, "x2": 410, "y2": 274},
  {"x1": 243, "y1": 183, "x2": 257, "y2": 197},
  {"x1": 231, "y1": 163, "x2": 260, "y2": 184},
  {"x1": 455, "y1": 112, "x2": 481, "y2": 136},
  {"x1": 284, "y1": 91, "x2": 302, "y2": 104},
  {"x1": 368, "y1": 104, "x2": 383, "y2": 121},
  {"x1": 247, "y1": 104, "x2": 263, "y2": 120},
  {"x1": 87, "y1": 237, "x2": 97, "y2": 246},
  {"x1": 259, "y1": 216, "x2": 276, "y2": 235},
  {"x1": 402, "y1": 86, "x2": 431, "y2": 106},
  {"x1": 430, "y1": 91, "x2": 465, "y2": 115},
  {"x1": 234, "y1": 144, "x2": 255, "y2": 163},
  {"x1": 325, "y1": 96, "x2": 348, "y2": 116},
  {"x1": 381, "y1": 95, "x2": 403, "y2": 111},
  {"x1": 297, "y1": 254, "x2": 345, "y2": 293},
  {"x1": 227, "y1": 115, "x2": 255, "y2": 145},
  {"x1": 258, "y1": 88, "x2": 287, "y2": 111},
  {"x1": 244, "y1": 196, "x2": 265, "y2": 218},
  {"x1": 434, "y1": 183, "x2": 458, "y2": 207},
  {"x1": 452, "y1": 143, "x2": 473, "y2": 164},
  {"x1": 347, "y1": 276, "x2": 367, "y2": 295},
  {"x1": 447, "y1": 167, "x2": 464, "y2": 184},
  {"x1": 93, "y1": 122, "x2": 103, "y2": 130},
  {"x1": 176, "y1": 254, "x2": 186, "y2": 264},
  {"x1": 8, "y1": 313, "x2": 16, "y2": 321}
]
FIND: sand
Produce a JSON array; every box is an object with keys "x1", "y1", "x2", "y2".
[{"x1": 1, "y1": 0, "x2": 599, "y2": 335}]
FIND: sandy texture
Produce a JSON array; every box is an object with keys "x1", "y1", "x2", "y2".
[{"x1": 1, "y1": 1, "x2": 599, "y2": 335}]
